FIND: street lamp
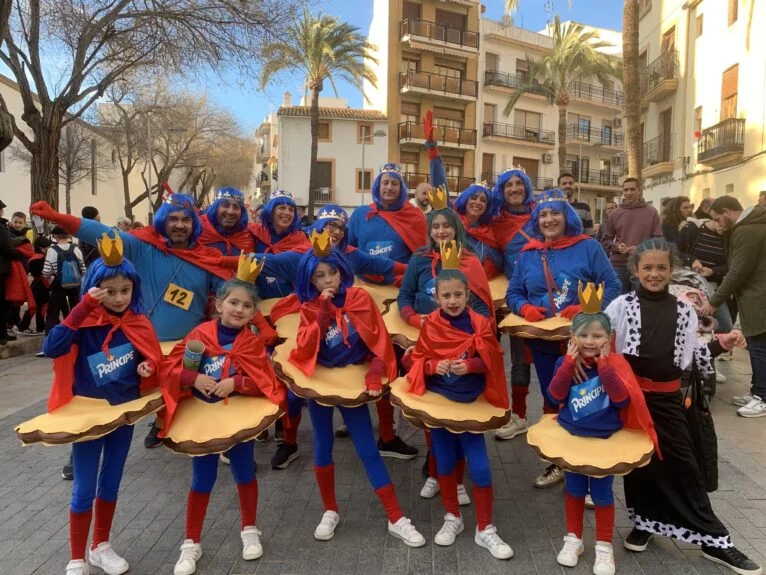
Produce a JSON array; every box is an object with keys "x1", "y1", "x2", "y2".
[{"x1": 361, "y1": 128, "x2": 387, "y2": 205}]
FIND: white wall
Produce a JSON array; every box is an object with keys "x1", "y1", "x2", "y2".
[{"x1": 365, "y1": 0, "x2": 391, "y2": 114}]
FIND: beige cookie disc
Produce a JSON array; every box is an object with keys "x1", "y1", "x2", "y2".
[
  {"x1": 352, "y1": 280, "x2": 398, "y2": 314},
  {"x1": 383, "y1": 302, "x2": 420, "y2": 344},
  {"x1": 489, "y1": 276, "x2": 508, "y2": 309},
  {"x1": 499, "y1": 313, "x2": 572, "y2": 340}
]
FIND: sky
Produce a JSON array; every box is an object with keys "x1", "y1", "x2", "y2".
[{"x1": 199, "y1": 0, "x2": 625, "y2": 133}]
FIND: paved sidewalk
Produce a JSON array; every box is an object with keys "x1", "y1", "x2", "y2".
[{"x1": 2, "y1": 349, "x2": 765, "y2": 575}]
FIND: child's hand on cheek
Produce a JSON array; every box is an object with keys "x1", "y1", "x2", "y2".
[
  {"x1": 87, "y1": 287, "x2": 109, "y2": 302},
  {"x1": 566, "y1": 339, "x2": 579, "y2": 360}
]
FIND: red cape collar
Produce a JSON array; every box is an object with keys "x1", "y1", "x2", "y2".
[
  {"x1": 249, "y1": 222, "x2": 310, "y2": 254},
  {"x1": 198, "y1": 214, "x2": 254, "y2": 255},
  {"x1": 521, "y1": 234, "x2": 591, "y2": 252},
  {"x1": 491, "y1": 209, "x2": 532, "y2": 248},
  {"x1": 457, "y1": 212, "x2": 499, "y2": 250},
  {"x1": 365, "y1": 202, "x2": 428, "y2": 254}
]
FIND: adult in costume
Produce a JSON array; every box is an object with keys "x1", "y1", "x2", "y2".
[
  {"x1": 604, "y1": 238, "x2": 761, "y2": 575},
  {"x1": 453, "y1": 183, "x2": 503, "y2": 279},
  {"x1": 41, "y1": 234, "x2": 162, "y2": 575},
  {"x1": 506, "y1": 189, "x2": 620, "y2": 488},
  {"x1": 198, "y1": 187, "x2": 254, "y2": 256},
  {"x1": 287, "y1": 232, "x2": 426, "y2": 547}
]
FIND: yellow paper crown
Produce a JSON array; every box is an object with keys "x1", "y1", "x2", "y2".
[
  {"x1": 310, "y1": 228, "x2": 333, "y2": 258},
  {"x1": 439, "y1": 240, "x2": 462, "y2": 270},
  {"x1": 426, "y1": 184, "x2": 449, "y2": 210},
  {"x1": 236, "y1": 253, "x2": 265, "y2": 283},
  {"x1": 578, "y1": 281, "x2": 605, "y2": 314},
  {"x1": 97, "y1": 231, "x2": 124, "y2": 267}
]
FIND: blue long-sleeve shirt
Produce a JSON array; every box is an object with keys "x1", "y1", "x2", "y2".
[
  {"x1": 75, "y1": 219, "x2": 223, "y2": 341},
  {"x1": 348, "y1": 206, "x2": 414, "y2": 264},
  {"x1": 317, "y1": 292, "x2": 368, "y2": 368},
  {"x1": 464, "y1": 231, "x2": 504, "y2": 275},
  {"x1": 254, "y1": 230, "x2": 305, "y2": 299},
  {"x1": 502, "y1": 230, "x2": 532, "y2": 281},
  {"x1": 44, "y1": 319, "x2": 143, "y2": 405},
  {"x1": 397, "y1": 253, "x2": 490, "y2": 317},
  {"x1": 506, "y1": 238, "x2": 620, "y2": 316}
]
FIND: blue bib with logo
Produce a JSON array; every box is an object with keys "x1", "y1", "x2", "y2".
[
  {"x1": 567, "y1": 376, "x2": 610, "y2": 421},
  {"x1": 87, "y1": 342, "x2": 138, "y2": 387},
  {"x1": 365, "y1": 240, "x2": 394, "y2": 258},
  {"x1": 198, "y1": 343, "x2": 236, "y2": 380}
]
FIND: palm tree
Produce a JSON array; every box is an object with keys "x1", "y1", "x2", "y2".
[
  {"x1": 502, "y1": 16, "x2": 617, "y2": 174},
  {"x1": 623, "y1": 0, "x2": 642, "y2": 179},
  {"x1": 260, "y1": 11, "x2": 378, "y2": 219}
]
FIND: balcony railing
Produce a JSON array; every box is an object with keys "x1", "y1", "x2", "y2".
[
  {"x1": 400, "y1": 18, "x2": 479, "y2": 50},
  {"x1": 641, "y1": 51, "x2": 679, "y2": 95},
  {"x1": 480, "y1": 172, "x2": 553, "y2": 190},
  {"x1": 399, "y1": 70, "x2": 477, "y2": 99},
  {"x1": 568, "y1": 81, "x2": 624, "y2": 107},
  {"x1": 643, "y1": 134, "x2": 673, "y2": 167},
  {"x1": 310, "y1": 188, "x2": 335, "y2": 205},
  {"x1": 398, "y1": 121, "x2": 477, "y2": 147},
  {"x1": 403, "y1": 172, "x2": 476, "y2": 193},
  {"x1": 570, "y1": 169, "x2": 622, "y2": 187},
  {"x1": 698, "y1": 118, "x2": 746, "y2": 163},
  {"x1": 482, "y1": 122, "x2": 555, "y2": 145},
  {"x1": 566, "y1": 125, "x2": 624, "y2": 147},
  {"x1": 484, "y1": 69, "x2": 548, "y2": 96}
]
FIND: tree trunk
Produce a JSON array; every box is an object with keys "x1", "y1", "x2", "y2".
[
  {"x1": 557, "y1": 104, "x2": 568, "y2": 176},
  {"x1": 30, "y1": 113, "x2": 64, "y2": 207},
  {"x1": 65, "y1": 170, "x2": 72, "y2": 215},
  {"x1": 307, "y1": 83, "x2": 322, "y2": 223},
  {"x1": 623, "y1": 0, "x2": 643, "y2": 180},
  {"x1": 121, "y1": 170, "x2": 134, "y2": 219}
]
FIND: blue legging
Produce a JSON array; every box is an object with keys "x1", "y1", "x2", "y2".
[
  {"x1": 527, "y1": 339, "x2": 563, "y2": 410},
  {"x1": 564, "y1": 472, "x2": 615, "y2": 506},
  {"x1": 286, "y1": 388, "x2": 304, "y2": 417},
  {"x1": 307, "y1": 400, "x2": 391, "y2": 490},
  {"x1": 430, "y1": 428, "x2": 491, "y2": 487},
  {"x1": 71, "y1": 424, "x2": 134, "y2": 513},
  {"x1": 191, "y1": 440, "x2": 255, "y2": 493}
]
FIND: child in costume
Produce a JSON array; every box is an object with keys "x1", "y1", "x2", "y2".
[
  {"x1": 162, "y1": 257, "x2": 286, "y2": 575},
  {"x1": 404, "y1": 265, "x2": 512, "y2": 559},
  {"x1": 288, "y1": 230, "x2": 426, "y2": 547},
  {"x1": 42, "y1": 232, "x2": 162, "y2": 575}
]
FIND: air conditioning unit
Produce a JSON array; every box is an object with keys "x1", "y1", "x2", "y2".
[
  {"x1": 614, "y1": 117, "x2": 623, "y2": 128},
  {"x1": 542, "y1": 153, "x2": 554, "y2": 164}
]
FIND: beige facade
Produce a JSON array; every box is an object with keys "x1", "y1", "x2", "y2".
[{"x1": 638, "y1": 0, "x2": 766, "y2": 208}]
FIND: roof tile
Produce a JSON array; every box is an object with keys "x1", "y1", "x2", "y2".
[{"x1": 277, "y1": 106, "x2": 387, "y2": 121}]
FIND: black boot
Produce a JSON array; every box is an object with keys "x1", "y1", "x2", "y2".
[{"x1": 702, "y1": 545, "x2": 762, "y2": 574}]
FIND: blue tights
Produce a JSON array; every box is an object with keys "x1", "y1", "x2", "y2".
[
  {"x1": 528, "y1": 339, "x2": 563, "y2": 410},
  {"x1": 565, "y1": 472, "x2": 615, "y2": 506},
  {"x1": 191, "y1": 440, "x2": 255, "y2": 493},
  {"x1": 286, "y1": 388, "x2": 304, "y2": 417},
  {"x1": 430, "y1": 427, "x2": 491, "y2": 487}
]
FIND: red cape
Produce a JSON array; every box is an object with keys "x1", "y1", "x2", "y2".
[
  {"x1": 49, "y1": 308, "x2": 162, "y2": 412},
  {"x1": 289, "y1": 287, "x2": 397, "y2": 381},
  {"x1": 159, "y1": 319, "x2": 286, "y2": 436},
  {"x1": 427, "y1": 249, "x2": 493, "y2": 313},
  {"x1": 366, "y1": 202, "x2": 427, "y2": 254},
  {"x1": 269, "y1": 293, "x2": 301, "y2": 324},
  {"x1": 4, "y1": 260, "x2": 35, "y2": 312},
  {"x1": 458, "y1": 213, "x2": 499, "y2": 250},
  {"x1": 491, "y1": 210, "x2": 532, "y2": 248},
  {"x1": 198, "y1": 214, "x2": 255, "y2": 255},
  {"x1": 521, "y1": 234, "x2": 592, "y2": 252},
  {"x1": 131, "y1": 227, "x2": 234, "y2": 280},
  {"x1": 249, "y1": 222, "x2": 310, "y2": 254},
  {"x1": 406, "y1": 308, "x2": 509, "y2": 409}
]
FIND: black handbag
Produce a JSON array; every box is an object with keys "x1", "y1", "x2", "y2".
[{"x1": 683, "y1": 359, "x2": 719, "y2": 492}]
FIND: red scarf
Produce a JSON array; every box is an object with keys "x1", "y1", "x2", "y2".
[
  {"x1": 289, "y1": 287, "x2": 397, "y2": 380},
  {"x1": 491, "y1": 210, "x2": 532, "y2": 248},
  {"x1": 406, "y1": 308, "x2": 509, "y2": 409},
  {"x1": 159, "y1": 319, "x2": 286, "y2": 436},
  {"x1": 49, "y1": 308, "x2": 162, "y2": 412},
  {"x1": 458, "y1": 212, "x2": 499, "y2": 250},
  {"x1": 131, "y1": 227, "x2": 234, "y2": 280},
  {"x1": 428, "y1": 249, "x2": 493, "y2": 313},
  {"x1": 248, "y1": 222, "x2": 310, "y2": 254},
  {"x1": 521, "y1": 234, "x2": 592, "y2": 252},
  {"x1": 365, "y1": 202, "x2": 428, "y2": 254},
  {"x1": 198, "y1": 214, "x2": 254, "y2": 255}
]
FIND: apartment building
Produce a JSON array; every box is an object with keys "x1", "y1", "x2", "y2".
[
  {"x1": 366, "y1": 0, "x2": 481, "y2": 195},
  {"x1": 254, "y1": 109, "x2": 279, "y2": 205},
  {"x1": 638, "y1": 0, "x2": 766, "y2": 207},
  {"x1": 478, "y1": 18, "x2": 626, "y2": 219}
]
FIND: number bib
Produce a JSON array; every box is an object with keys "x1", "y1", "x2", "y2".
[{"x1": 164, "y1": 283, "x2": 194, "y2": 310}]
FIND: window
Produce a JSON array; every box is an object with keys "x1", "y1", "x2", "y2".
[
  {"x1": 696, "y1": 14, "x2": 704, "y2": 37},
  {"x1": 514, "y1": 109, "x2": 541, "y2": 130},
  {"x1": 402, "y1": 59, "x2": 418, "y2": 74},
  {"x1": 435, "y1": 9, "x2": 465, "y2": 30},
  {"x1": 728, "y1": 0, "x2": 738, "y2": 26},
  {"x1": 400, "y1": 101, "x2": 419, "y2": 124},
  {"x1": 403, "y1": 1, "x2": 420, "y2": 20},
  {"x1": 725, "y1": 183, "x2": 734, "y2": 195},
  {"x1": 481, "y1": 153, "x2": 495, "y2": 181},
  {"x1": 356, "y1": 169, "x2": 373, "y2": 192},
  {"x1": 318, "y1": 120, "x2": 331, "y2": 141},
  {"x1": 433, "y1": 106, "x2": 463, "y2": 130},
  {"x1": 694, "y1": 107, "x2": 702, "y2": 133},
  {"x1": 485, "y1": 52, "x2": 499, "y2": 72},
  {"x1": 442, "y1": 154, "x2": 463, "y2": 180},
  {"x1": 721, "y1": 65, "x2": 738, "y2": 120},
  {"x1": 433, "y1": 64, "x2": 462, "y2": 80},
  {"x1": 483, "y1": 103, "x2": 496, "y2": 124},
  {"x1": 357, "y1": 122, "x2": 372, "y2": 144},
  {"x1": 400, "y1": 151, "x2": 420, "y2": 178},
  {"x1": 515, "y1": 58, "x2": 529, "y2": 81}
]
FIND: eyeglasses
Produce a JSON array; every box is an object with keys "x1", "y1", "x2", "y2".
[{"x1": 326, "y1": 222, "x2": 346, "y2": 234}]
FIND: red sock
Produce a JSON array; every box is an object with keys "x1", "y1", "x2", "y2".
[
  {"x1": 595, "y1": 504, "x2": 615, "y2": 543},
  {"x1": 237, "y1": 479, "x2": 258, "y2": 528},
  {"x1": 437, "y1": 472, "x2": 460, "y2": 517},
  {"x1": 376, "y1": 398, "x2": 396, "y2": 443},
  {"x1": 283, "y1": 414, "x2": 301, "y2": 445},
  {"x1": 455, "y1": 458, "x2": 466, "y2": 484},
  {"x1": 473, "y1": 485, "x2": 493, "y2": 531},
  {"x1": 91, "y1": 498, "x2": 117, "y2": 549},
  {"x1": 69, "y1": 509, "x2": 92, "y2": 560},
  {"x1": 375, "y1": 483, "x2": 404, "y2": 523},
  {"x1": 314, "y1": 465, "x2": 338, "y2": 512},
  {"x1": 565, "y1": 494, "x2": 585, "y2": 538},
  {"x1": 511, "y1": 385, "x2": 529, "y2": 419},
  {"x1": 185, "y1": 490, "x2": 211, "y2": 542}
]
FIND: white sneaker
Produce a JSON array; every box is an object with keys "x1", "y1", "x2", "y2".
[
  {"x1": 419, "y1": 477, "x2": 440, "y2": 499},
  {"x1": 738, "y1": 396, "x2": 766, "y2": 418},
  {"x1": 388, "y1": 516, "x2": 426, "y2": 548},
  {"x1": 88, "y1": 542, "x2": 129, "y2": 575},
  {"x1": 457, "y1": 483, "x2": 471, "y2": 506},
  {"x1": 66, "y1": 559, "x2": 89, "y2": 575},
  {"x1": 534, "y1": 464, "x2": 564, "y2": 488},
  {"x1": 495, "y1": 414, "x2": 527, "y2": 440},
  {"x1": 557, "y1": 534, "x2": 584, "y2": 567},
  {"x1": 585, "y1": 494, "x2": 595, "y2": 509},
  {"x1": 434, "y1": 513, "x2": 464, "y2": 546},
  {"x1": 174, "y1": 539, "x2": 202, "y2": 575},
  {"x1": 593, "y1": 542, "x2": 616, "y2": 575},
  {"x1": 241, "y1": 526, "x2": 263, "y2": 560},
  {"x1": 314, "y1": 510, "x2": 340, "y2": 541},
  {"x1": 732, "y1": 394, "x2": 754, "y2": 407},
  {"x1": 715, "y1": 369, "x2": 727, "y2": 384},
  {"x1": 475, "y1": 525, "x2": 513, "y2": 559}
]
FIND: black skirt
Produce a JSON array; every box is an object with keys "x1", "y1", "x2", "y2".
[{"x1": 623, "y1": 390, "x2": 732, "y2": 548}]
